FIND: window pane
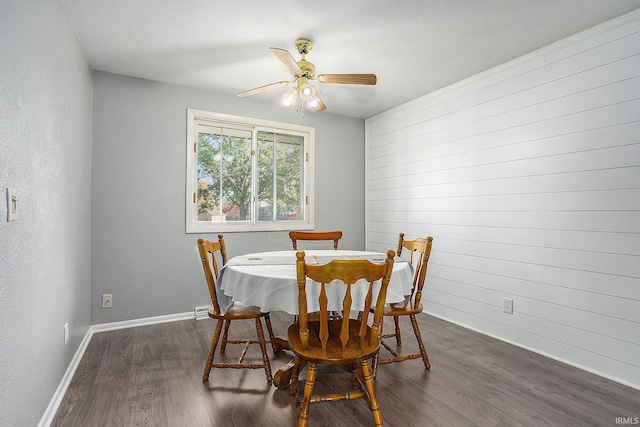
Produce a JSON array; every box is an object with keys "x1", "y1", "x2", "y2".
[
  {"x1": 257, "y1": 131, "x2": 274, "y2": 221},
  {"x1": 276, "y1": 133, "x2": 302, "y2": 221},
  {"x1": 257, "y1": 131, "x2": 303, "y2": 222},
  {"x1": 197, "y1": 124, "x2": 252, "y2": 223},
  {"x1": 196, "y1": 124, "x2": 221, "y2": 222}
]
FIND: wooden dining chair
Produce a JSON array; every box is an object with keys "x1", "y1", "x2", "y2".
[
  {"x1": 288, "y1": 250, "x2": 395, "y2": 427},
  {"x1": 372, "y1": 233, "x2": 433, "y2": 377},
  {"x1": 289, "y1": 230, "x2": 343, "y2": 250},
  {"x1": 197, "y1": 235, "x2": 277, "y2": 383},
  {"x1": 289, "y1": 230, "x2": 345, "y2": 320}
]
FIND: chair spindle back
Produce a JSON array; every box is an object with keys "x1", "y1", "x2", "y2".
[
  {"x1": 397, "y1": 233, "x2": 433, "y2": 306},
  {"x1": 289, "y1": 230, "x2": 343, "y2": 250},
  {"x1": 295, "y1": 250, "x2": 395, "y2": 357},
  {"x1": 197, "y1": 234, "x2": 228, "y2": 315}
]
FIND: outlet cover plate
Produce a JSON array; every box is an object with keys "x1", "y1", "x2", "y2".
[
  {"x1": 102, "y1": 294, "x2": 113, "y2": 308},
  {"x1": 503, "y1": 298, "x2": 513, "y2": 314}
]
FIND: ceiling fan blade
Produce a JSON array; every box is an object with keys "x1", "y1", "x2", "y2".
[
  {"x1": 237, "y1": 81, "x2": 289, "y2": 97},
  {"x1": 311, "y1": 86, "x2": 326, "y2": 112},
  {"x1": 270, "y1": 48, "x2": 302, "y2": 74},
  {"x1": 318, "y1": 74, "x2": 377, "y2": 85}
]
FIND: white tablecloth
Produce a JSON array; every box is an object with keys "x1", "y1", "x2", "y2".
[{"x1": 216, "y1": 250, "x2": 413, "y2": 315}]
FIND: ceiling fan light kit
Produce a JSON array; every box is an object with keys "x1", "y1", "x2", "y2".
[
  {"x1": 237, "y1": 38, "x2": 376, "y2": 117},
  {"x1": 281, "y1": 79, "x2": 321, "y2": 117}
]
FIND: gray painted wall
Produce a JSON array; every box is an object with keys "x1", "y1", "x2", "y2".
[
  {"x1": 0, "y1": 1, "x2": 93, "y2": 426},
  {"x1": 91, "y1": 71, "x2": 366, "y2": 324}
]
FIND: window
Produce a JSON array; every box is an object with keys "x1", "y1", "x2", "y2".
[{"x1": 186, "y1": 109, "x2": 314, "y2": 233}]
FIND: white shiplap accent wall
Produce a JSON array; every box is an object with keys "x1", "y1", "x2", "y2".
[{"x1": 365, "y1": 10, "x2": 640, "y2": 389}]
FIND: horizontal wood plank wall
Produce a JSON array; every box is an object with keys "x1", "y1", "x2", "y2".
[{"x1": 365, "y1": 10, "x2": 640, "y2": 389}]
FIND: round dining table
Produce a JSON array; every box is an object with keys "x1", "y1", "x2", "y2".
[
  {"x1": 215, "y1": 249, "x2": 415, "y2": 389},
  {"x1": 216, "y1": 249, "x2": 414, "y2": 315}
]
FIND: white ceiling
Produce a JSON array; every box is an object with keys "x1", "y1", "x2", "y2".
[{"x1": 62, "y1": 0, "x2": 640, "y2": 119}]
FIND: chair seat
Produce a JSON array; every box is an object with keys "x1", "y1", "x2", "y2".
[
  {"x1": 383, "y1": 301, "x2": 423, "y2": 316},
  {"x1": 208, "y1": 303, "x2": 265, "y2": 320},
  {"x1": 287, "y1": 319, "x2": 379, "y2": 364}
]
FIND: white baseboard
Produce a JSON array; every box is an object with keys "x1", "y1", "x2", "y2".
[
  {"x1": 38, "y1": 311, "x2": 195, "y2": 427},
  {"x1": 37, "y1": 325, "x2": 94, "y2": 427},
  {"x1": 90, "y1": 311, "x2": 195, "y2": 333}
]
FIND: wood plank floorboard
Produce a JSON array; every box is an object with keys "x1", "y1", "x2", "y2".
[{"x1": 52, "y1": 312, "x2": 640, "y2": 426}]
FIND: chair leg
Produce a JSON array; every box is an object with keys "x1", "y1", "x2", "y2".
[
  {"x1": 360, "y1": 359, "x2": 384, "y2": 427},
  {"x1": 349, "y1": 363, "x2": 360, "y2": 389},
  {"x1": 263, "y1": 313, "x2": 278, "y2": 353},
  {"x1": 220, "y1": 319, "x2": 231, "y2": 353},
  {"x1": 372, "y1": 313, "x2": 388, "y2": 379},
  {"x1": 297, "y1": 362, "x2": 317, "y2": 427},
  {"x1": 203, "y1": 319, "x2": 224, "y2": 381},
  {"x1": 289, "y1": 357, "x2": 302, "y2": 397},
  {"x1": 255, "y1": 318, "x2": 273, "y2": 383},
  {"x1": 409, "y1": 314, "x2": 430, "y2": 369},
  {"x1": 372, "y1": 317, "x2": 385, "y2": 379},
  {"x1": 393, "y1": 316, "x2": 402, "y2": 345},
  {"x1": 372, "y1": 349, "x2": 380, "y2": 379}
]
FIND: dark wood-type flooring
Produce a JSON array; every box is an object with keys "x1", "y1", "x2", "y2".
[{"x1": 52, "y1": 312, "x2": 640, "y2": 426}]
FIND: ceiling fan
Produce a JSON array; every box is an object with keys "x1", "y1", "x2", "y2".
[{"x1": 237, "y1": 38, "x2": 377, "y2": 116}]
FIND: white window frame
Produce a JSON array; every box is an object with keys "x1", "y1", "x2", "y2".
[{"x1": 186, "y1": 109, "x2": 315, "y2": 233}]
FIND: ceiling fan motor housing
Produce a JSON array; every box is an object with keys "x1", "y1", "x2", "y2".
[{"x1": 296, "y1": 59, "x2": 315, "y2": 79}]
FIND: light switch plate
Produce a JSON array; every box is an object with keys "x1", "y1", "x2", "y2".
[{"x1": 6, "y1": 188, "x2": 17, "y2": 221}]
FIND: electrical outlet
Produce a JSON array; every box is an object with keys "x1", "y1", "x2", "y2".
[
  {"x1": 64, "y1": 322, "x2": 69, "y2": 345},
  {"x1": 503, "y1": 298, "x2": 513, "y2": 314},
  {"x1": 102, "y1": 294, "x2": 113, "y2": 308}
]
